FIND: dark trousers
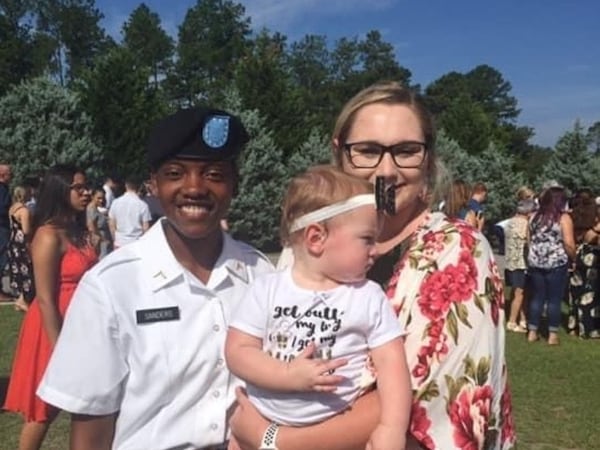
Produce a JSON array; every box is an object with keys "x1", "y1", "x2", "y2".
[{"x1": 528, "y1": 265, "x2": 568, "y2": 332}]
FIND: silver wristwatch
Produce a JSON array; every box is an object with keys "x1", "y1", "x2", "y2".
[{"x1": 258, "y1": 422, "x2": 279, "y2": 450}]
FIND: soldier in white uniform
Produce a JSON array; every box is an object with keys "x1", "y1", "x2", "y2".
[{"x1": 37, "y1": 107, "x2": 274, "y2": 450}]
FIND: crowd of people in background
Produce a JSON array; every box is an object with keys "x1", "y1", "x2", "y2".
[{"x1": 443, "y1": 179, "x2": 600, "y2": 344}]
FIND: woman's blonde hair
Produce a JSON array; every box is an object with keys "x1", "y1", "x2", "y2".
[
  {"x1": 445, "y1": 180, "x2": 471, "y2": 219},
  {"x1": 516, "y1": 186, "x2": 535, "y2": 201},
  {"x1": 280, "y1": 165, "x2": 374, "y2": 245},
  {"x1": 331, "y1": 81, "x2": 446, "y2": 207},
  {"x1": 11, "y1": 185, "x2": 28, "y2": 204}
]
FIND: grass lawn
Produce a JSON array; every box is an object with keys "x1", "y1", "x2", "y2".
[{"x1": 1, "y1": 303, "x2": 599, "y2": 449}]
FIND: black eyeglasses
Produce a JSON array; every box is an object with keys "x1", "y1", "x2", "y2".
[
  {"x1": 343, "y1": 141, "x2": 427, "y2": 169},
  {"x1": 70, "y1": 183, "x2": 90, "y2": 194}
]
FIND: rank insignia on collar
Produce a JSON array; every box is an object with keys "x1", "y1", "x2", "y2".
[
  {"x1": 153, "y1": 270, "x2": 166, "y2": 279},
  {"x1": 229, "y1": 260, "x2": 248, "y2": 283},
  {"x1": 202, "y1": 115, "x2": 230, "y2": 149}
]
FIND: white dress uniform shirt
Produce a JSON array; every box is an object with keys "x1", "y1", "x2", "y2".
[
  {"x1": 108, "y1": 191, "x2": 152, "y2": 247},
  {"x1": 38, "y1": 219, "x2": 274, "y2": 450}
]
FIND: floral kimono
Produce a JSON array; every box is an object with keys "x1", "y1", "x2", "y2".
[
  {"x1": 568, "y1": 242, "x2": 600, "y2": 338},
  {"x1": 371, "y1": 213, "x2": 515, "y2": 449}
]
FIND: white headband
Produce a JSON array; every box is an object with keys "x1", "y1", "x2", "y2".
[{"x1": 289, "y1": 194, "x2": 376, "y2": 233}]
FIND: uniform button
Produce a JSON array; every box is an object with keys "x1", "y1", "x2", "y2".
[
  {"x1": 210, "y1": 423, "x2": 218, "y2": 430},
  {"x1": 216, "y1": 358, "x2": 224, "y2": 366},
  {"x1": 213, "y1": 324, "x2": 220, "y2": 332},
  {"x1": 213, "y1": 390, "x2": 220, "y2": 398}
]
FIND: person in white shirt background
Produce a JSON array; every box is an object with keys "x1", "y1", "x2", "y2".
[
  {"x1": 102, "y1": 175, "x2": 118, "y2": 210},
  {"x1": 37, "y1": 107, "x2": 274, "y2": 450},
  {"x1": 107, "y1": 176, "x2": 151, "y2": 248}
]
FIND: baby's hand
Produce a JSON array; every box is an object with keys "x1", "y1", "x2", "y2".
[
  {"x1": 366, "y1": 423, "x2": 406, "y2": 450},
  {"x1": 286, "y1": 342, "x2": 348, "y2": 392}
]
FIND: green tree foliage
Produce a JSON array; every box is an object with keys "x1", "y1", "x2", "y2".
[
  {"x1": 288, "y1": 34, "x2": 330, "y2": 92},
  {"x1": 0, "y1": 12, "x2": 33, "y2": 95},
  {"x1": 0, "y1": 0, "x2": 53, "y2": 94},
  {"x1": 287, "y1": 34, "x2": 332, "y2": 130},
  {"x1": 470, "y1": 142, "x2": 526, "y2": 222},
  {"x1": 466, "y1": 64, "x2": 519, "y2": 122},
  {"x1": 330, "y1": 31, "x2": 412, "y2": 115},
  {"x1": 35, "y1": 0, "x2": 112, "y2": 85},
  {"x1": 538, "y1": 121, "x2": 600, "y2": 193},
  {"x1": 587, "y1": 121, "x2": 600, "y2": 153},
  {"x1": 424, "y1": 72, "x2": 467, "y2": 115},
  {"x1": 75, "y1": 47, "x2": 168, "y2": 177},
  {"x1": 0, "y1": 76, "x2": 102, "y2": 181},
  {"x1": 224, "y1": 89, "x2": 287, "y2": 251},
  {"x1": 172, "y1": 0, "x2": 250, "y2": 105},
  {"x1": 234, "y1": 29, "x2": 302, "y2": 158},
  {"x1": 425, "y1": 65, "x2": 528, "y2": 155},
  {"x1": 436, "y1": 129, "x2": 474, "y2": 180},
  {"x1": 438, "y1": 95, "x2": 494, "y2": 153},
  {"x1": 122, "y1": 3, "x2": 174, "y2": 88},
  {"x1": 512, "y1": 143, "x2": 552, "y2": 183},
  {"x1": 287, "y1": 127, "x2": 331, "y2": 178},
  {"x1": 0, "y1": 0, "x2": 31, "y2": 27}
]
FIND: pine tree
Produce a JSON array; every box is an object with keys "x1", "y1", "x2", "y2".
[
  {"x1": 122, "y1": 3, "x2": 174, "y2": 88},
  {"x1": 35, "y1": 0, "x2": 112, "y2": 84},
  {"x1": 172, "y1": 0, "x2": 250, "y2": 105},
  {"x1": 75, "y1": 46, "x2": 169, "y2": 178},
  {"x1": 436, "y1": 129, "x2": 474, "y2": 181},
  {"x1": 538, "y1": 121, "x2": 600, "y2": 193},
  {"x1": 0, "y1": 76, "x2": 103, "y2": 182},
  {"x1": 471, "y1": 142, "x2": 525, "y2": 222},
  {"x1": 224, "y1": 89, "x2": 287, "y2": 251},
  {"x1": 286, "y1": 127, "x2": 331, "y2": 178}
]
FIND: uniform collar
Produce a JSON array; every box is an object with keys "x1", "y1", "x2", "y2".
[
  {"x1": 144, "y1": 219, "x2": 250, "y2": 292},
  {"x1": 208, "y1": 232, "x2": 250, "y2": 287}
]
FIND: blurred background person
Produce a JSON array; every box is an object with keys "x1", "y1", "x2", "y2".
[
  {"x1": 444, "y1": 179, "x2": 478, "y2": 227},
  {"x1": 102, "y1": 174, "x2": 118, "y2": 210},
  {"x1": 468, "y1": 181, "x2": 487, "y2": 230},
  {"x1": 3, "y1": 164, "x2": 98, "y2": 450},
  {"x1": 87, "y1": 187, "x2": 112, "y2": 259},
  {"x1": 0, "y1": 163, "x2": 13, "y2": 302},
  {"x1": 23, "y1": 175, "x2": 41, "y2": 215},
  {"x1": 516, "y1": 186, "x2": 536, "y2": 202},
  {"x1": 568, "y1": 189, "x2": 600, "y2": 339},
  {"x1": 139, "y1": 179, "x2": 164, "y2": 227},
  {"x1": 504, "y1": 198, "x2": 536, "y2": 333},
  {"x1": 7, "y1": 185, "x2": 35, "y2": 312},
  {"x1": 495, "y1": 186, "x2": 537, "y2": 257},
  {"x1": 526, "y1": 186, "x2": 576, "y2": 345},
  {"x1": 108, "y1": 176, "x2": 151, "y2": 248}
]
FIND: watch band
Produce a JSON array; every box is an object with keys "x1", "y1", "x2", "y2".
[{"x1": 258, "y1": 422, "x2": 279, "y2": 450}]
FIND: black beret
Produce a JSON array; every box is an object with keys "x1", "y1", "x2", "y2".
[{"x1": 146, "y1": 107, "x2": 249, "y2": 169}]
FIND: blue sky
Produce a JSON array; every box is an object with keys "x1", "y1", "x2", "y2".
[{"x1": 96, "y1": 0, "x2": 600, "y2": 148}]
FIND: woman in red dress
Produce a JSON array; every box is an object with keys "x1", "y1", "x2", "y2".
[{"x1": 3, "y1": 164, "x2": 98, "y2": 450}]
